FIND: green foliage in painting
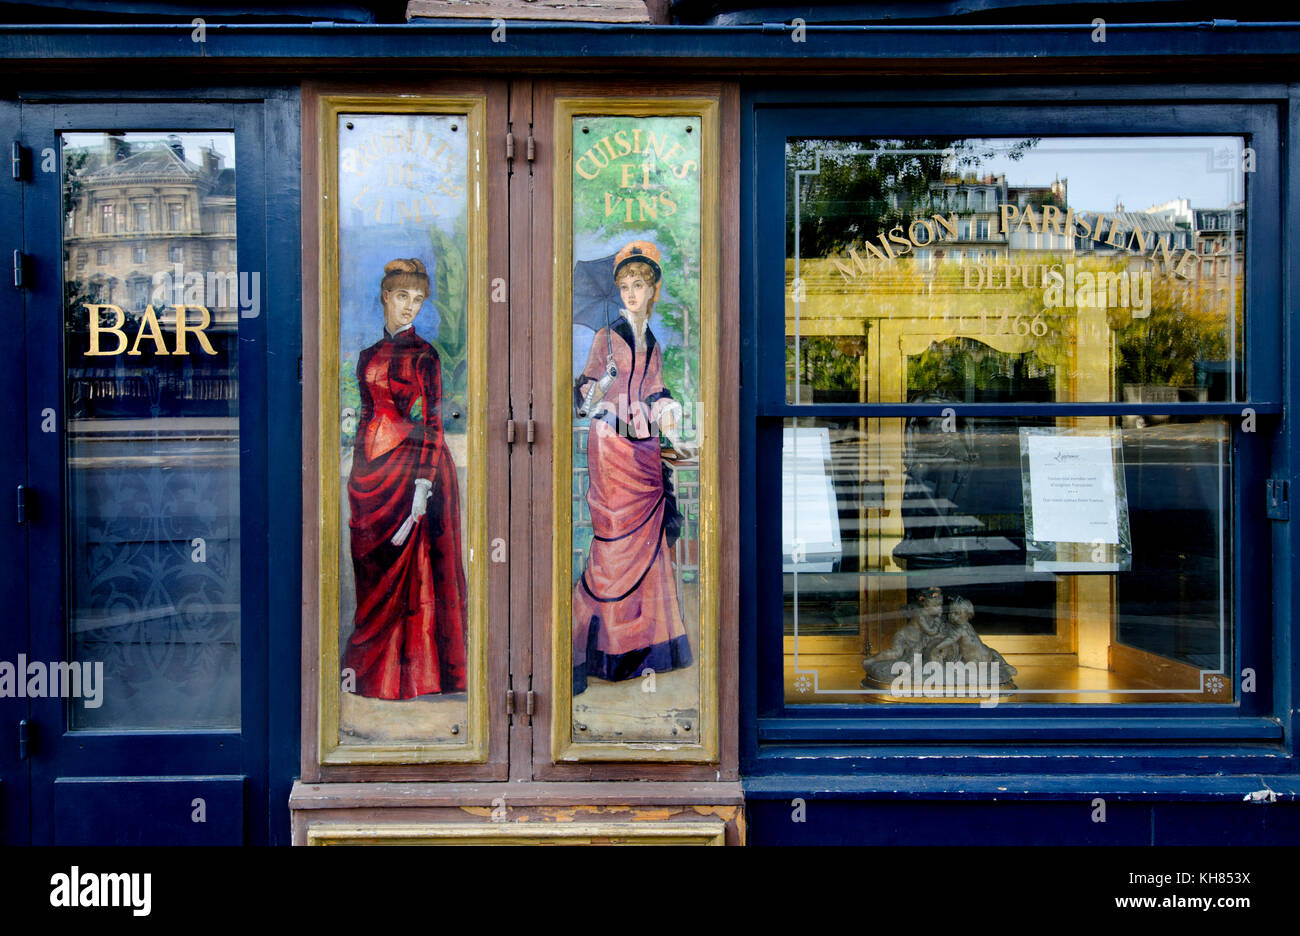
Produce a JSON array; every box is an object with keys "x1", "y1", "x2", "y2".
[
  {"x1": 340, "y1": 357, "x2": 360, "y2": 449},
  {"x1": 571, "y1": 116, "x2": 702, "y2": 410},
  {"x1": 427, "y1": 214, "x2": 469, "y2": 429}
]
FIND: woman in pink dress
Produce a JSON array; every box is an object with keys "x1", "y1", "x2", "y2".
[{"x1": 572, "y1": 241, "x2": 697, "y2": 695}]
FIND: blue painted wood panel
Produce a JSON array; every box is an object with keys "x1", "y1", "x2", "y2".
[{"x1": 53, "y1": 776, "x2": 244, "y2": 846}]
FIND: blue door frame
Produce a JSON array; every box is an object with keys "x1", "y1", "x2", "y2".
[
  {"x1": 1, "y1": 97, "x2": 31, "y2": 846},
  {"x1": 8, "y1": 91, "x2": 300, "y2": 845},
  {"x1": 737, "y1": 83, "x2": 1300, "y2": 843}
]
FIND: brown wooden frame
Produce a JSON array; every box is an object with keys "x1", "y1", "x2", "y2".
[
  {"x1": 300, "y1": 79, "x2": 511, "y2": 781},
  {"x1": 289, "y1": 781, "x2": 746, "y2": 844},
  {"x1": 523, "y1": 80, "x2": 740, "y2": 781},
  {"x1": 299, "y1": 76, "x2": 739, "y2": 787}
]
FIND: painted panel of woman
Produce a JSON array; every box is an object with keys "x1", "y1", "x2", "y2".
[
  {"x1": 572, "y1": 241, "x2": 697, "y2": 696},
  {"x1": 343, "y1": 258, "x2": 468, "y2": 700}
]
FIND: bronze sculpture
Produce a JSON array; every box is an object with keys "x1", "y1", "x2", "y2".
[{"x1": 862, "y1": 587, "x2": 1017, "y2": 691}]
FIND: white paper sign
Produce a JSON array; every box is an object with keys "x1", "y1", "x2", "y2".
[
  {"x1": 1025, "y1": 433, "x2": 1120, "y2": 545},
  {"x1": 782, "y1": 427, "x2": 842, "y2": 571}
]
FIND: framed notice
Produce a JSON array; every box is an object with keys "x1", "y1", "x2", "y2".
[
  {"x1": 552, "y1": 97, "x2": 720, "y2": 762},
  {"x1": 1020, "y1": 427, "x2": 1132, "y2": 573},
  {"x1": 314, "y1": 95, "x2": 489, "y2": 764}
]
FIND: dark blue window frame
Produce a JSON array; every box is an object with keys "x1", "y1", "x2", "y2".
[
  {"x1": 739, "y1": 86, "x2": 1297, "y2": 779},
  {"x1": 12, "y1": 89, "x2": 301, "y2": 844}
]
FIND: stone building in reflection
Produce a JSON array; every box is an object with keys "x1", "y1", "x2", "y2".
[{"x1": 63, "y1": 133, "x2": 237, "y2": 324}]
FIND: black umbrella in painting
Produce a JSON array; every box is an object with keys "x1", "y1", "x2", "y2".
[{"x1": 572, "y1": 253, "x2": 621, "y2": 332}]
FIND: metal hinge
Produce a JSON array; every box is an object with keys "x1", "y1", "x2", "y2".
[
  {"x1": 505, "y1": 130, "x2": 515, "y2": 161},
  {"x1": 525, "y1": 689, "x2": 536, "y2": 717},
  {"x1": 16, "y1": 484, "x2": 28, "y2": 524},
  {"x1": 505, "y1": 688, "x2": 515, "y2": 715},
  {"x1": 1267, "y1": 478, "x2": 1290, "y2": 521},
  {"x1": 12, "y1": 250, "x2": 25, "y2": 289},
  {"x1": 18, "y1": 719, "x2": 32, "y2": 760},
  {"x1": 526, "y1": 134, "x2": 535, "y2": 162},
  {"x1": 507, "y1": 418, "x2": 536, "y2": 446},
  {"x1": 11, "y1": 141, "x2": 27, "y2": 181}
]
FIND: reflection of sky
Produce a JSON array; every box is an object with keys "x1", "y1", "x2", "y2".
[
  {"x1": 963, "y1": 137, "x2": 1244, "y2": 212},
  {"x1": 338, "y1": 114, "x2": 465, "y2": 362},
  {"x1": 572, "y1": 229, "x2": 681, "y2": 377},
  {"x1": 62, "y1": 131, "x2": 237, "y2": 168}
]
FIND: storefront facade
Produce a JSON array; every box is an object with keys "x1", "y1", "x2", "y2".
[{"x1": 2, "y1": 1, "x2": 1299, "y2": 846}]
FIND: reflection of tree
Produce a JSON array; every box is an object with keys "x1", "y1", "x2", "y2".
[
  {"x1": 62, "y1": 148, "x2": 97, "y2": 342},
  {"x1": 787, "y1": 137, "x2": 1038, "y2": 258},
  {"x1": 788, "y1": 335, "x2": 866, "y2": 395},
  {"x1": 1025, "y1": 189, "x2": 1064, "y2": 210},
  {"x1": 1115, "y1": 276, "x2": 1234, "y2": 388},
  {"x1": 907, "y1": 337, "x2": 1055, "y2": 401}
]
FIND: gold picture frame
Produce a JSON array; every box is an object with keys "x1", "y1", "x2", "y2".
[
  {"x1": 315, "y1": 94, "x2": 489, "y2": 765},
  {"x1": 551, "y1": 96, "x2": 721, "y2": 763},
  {"x1": 307, "y1": 821, "x2": 728, "y2": 846}
]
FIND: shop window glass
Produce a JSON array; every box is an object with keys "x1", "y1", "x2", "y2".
[
  {"x1": 787, "y1": 138, "x2": 1244, "y2": 407},
  {"x1": 782, "y1": 136, "x2": 1246, "y2": 705},
  {"x1": 62, "y1": 131, "x2": 240, "y2": 730}
]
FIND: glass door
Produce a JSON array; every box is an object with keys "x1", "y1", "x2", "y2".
[{"x1": 21, "y1": 102, "x2": 270, "y2": 844}]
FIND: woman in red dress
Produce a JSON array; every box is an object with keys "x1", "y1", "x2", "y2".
[
  {"x1": 343, "y1": 258, "x2": 468, "y2": 700},
  {"x1": 572, "y1": 241, "x2": 697, "y2": 695}
]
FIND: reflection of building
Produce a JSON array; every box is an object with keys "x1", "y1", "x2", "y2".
[
  {"x1": 1072, "y1": 202, "x2": 1193, "y2": 270},
  {"x1": 1194, "y1": 201, "x2": 1246, "y2": 283},
  {"x1": 1004, "y1": 178, "x2": 1072, "y2": 254},
  {"x1": 924, "y1": 173, "x2": 1008, "y2": 265},
  {"x1": 917, "y1": 174, "x2": 1073, "y2": 267},
  {"x1": 64, "y1": 135, "x2": 237, "y2": 322}
]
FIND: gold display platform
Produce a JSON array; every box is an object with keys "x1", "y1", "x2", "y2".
[
  {"x1": 785, "y1": 653, "x2": 1232, "y2": 705},
  {"x1": 289, "y1": 780, "x2": 746, "y2": 845}
]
